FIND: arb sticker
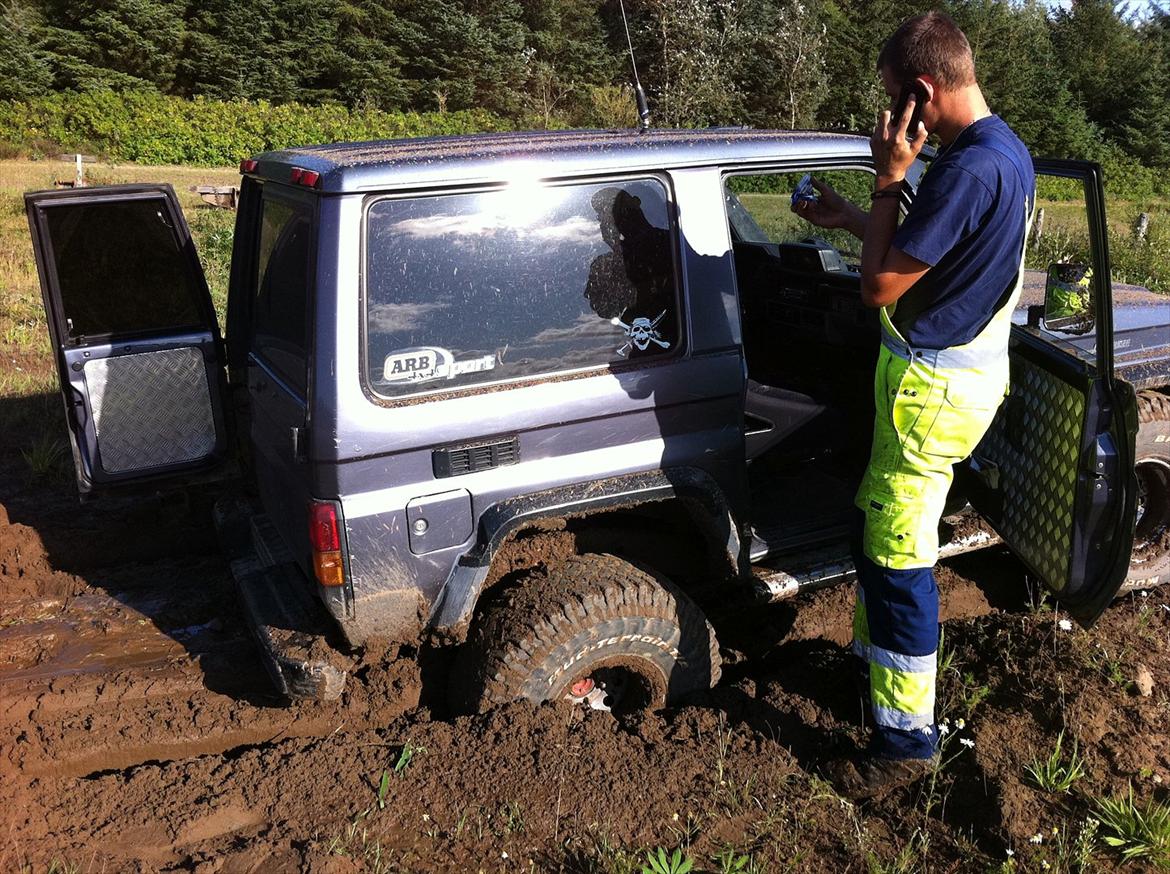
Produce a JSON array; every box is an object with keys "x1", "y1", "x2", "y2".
[{"x1": 382, "y1": 347, "x2": 495, "y2": 384}]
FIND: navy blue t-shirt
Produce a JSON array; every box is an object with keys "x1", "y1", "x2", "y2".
[{"x1": 891, "y1": 115, "x2": 1035, "y2": 349}]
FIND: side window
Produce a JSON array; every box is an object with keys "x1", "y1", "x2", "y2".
[
  {"x1": 252, "y1": 195, "x2": 311, "y2": 395},
  {"x1": 363, "y1": 178, "x2": 679, "y2": 398},
  {"x1": 722, "y1": 169, "x2": 875, "y2": 387},
  {"x1": 725, "y1": 170, "x2": 872, "y2": 260},
  {"x1": 1025, "y1": 175, "x2": 1099, "y2": 359}
]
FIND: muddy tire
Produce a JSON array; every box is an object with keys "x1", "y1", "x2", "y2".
[
  {"x1": 1122, "y1": 390, "x2": 1170, "y2": 592},
  {"x1": 450, "y1": 553, "x2": 721, "y2": 714}
]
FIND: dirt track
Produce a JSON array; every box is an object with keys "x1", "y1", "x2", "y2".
[{"x1": 2, "y1": 448, "x2": 1169, "y2": 872}]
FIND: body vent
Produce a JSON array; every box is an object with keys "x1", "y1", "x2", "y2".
[{"x1": 433, "y1": 437, "x2": 519, "y2": 478}]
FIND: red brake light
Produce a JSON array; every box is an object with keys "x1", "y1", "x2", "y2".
[
  {"x1": 240, "y1": 158, "x2": 258, "y2": 174},
  {"x1": 309, "y1": 501, "x2": 340, "y2": 552},
  {"x1": 290, "y1": 167, "x2": 320, "y2": 187}
]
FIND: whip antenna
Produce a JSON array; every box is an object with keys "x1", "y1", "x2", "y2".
[{"x1": 617, "y1": 0, "x2": 651, "y2": 130}]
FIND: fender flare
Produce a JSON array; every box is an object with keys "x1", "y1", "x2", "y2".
[{"x1": 428, "y1": 467, "x2": 742, "y2": 634}]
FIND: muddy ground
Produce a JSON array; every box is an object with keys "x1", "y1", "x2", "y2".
[{"x1": 1, "y1": 440, "x2": 1168, "y2": 873}]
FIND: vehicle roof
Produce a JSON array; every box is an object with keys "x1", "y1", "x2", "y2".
[{"x1": 250, "y1": 128, "x2": 873, "y2": 193}]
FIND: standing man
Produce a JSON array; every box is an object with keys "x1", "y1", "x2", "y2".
[{"x1": 794, "y1": 12, "x2": 1035, "y2": 798}]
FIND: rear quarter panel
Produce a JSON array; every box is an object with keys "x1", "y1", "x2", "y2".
[{"x1": 308, "y1": 171, "x2": 747, "y2": 644}]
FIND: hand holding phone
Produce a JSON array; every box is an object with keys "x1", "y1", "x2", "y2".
[
  {"x1": 893, "y1": 81, "x2": 928, "y2": 138},
  {"x1": 791, "y1": 173, "x2": 817, "y2": 208}
]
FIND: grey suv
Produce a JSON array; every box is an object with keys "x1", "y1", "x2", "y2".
[{"x1": 24, "y1": 129, "x2": 1170, "y2": 710}]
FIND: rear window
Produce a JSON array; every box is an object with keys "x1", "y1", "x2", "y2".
[
  {"x1": 363, "y1": 178, "x2": 679, "y2": 398},
  {"x1": 44, "y1": 197, "x2": 205, "y2": 341}
]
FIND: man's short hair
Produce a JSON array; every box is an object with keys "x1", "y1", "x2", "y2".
[{"x1": 877, "y1": 12, "x2": 976, "y2": 91}]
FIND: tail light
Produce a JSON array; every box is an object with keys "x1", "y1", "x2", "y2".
[
  {"x1": 289, "y1": 167, "x2": 320, "y2": 188},
  {"x1": 239, "y1": 158, "x2": 258, "y2": 174},
  {"x1": 309, "y1": 500, "x2": 346, "y2": 587}
]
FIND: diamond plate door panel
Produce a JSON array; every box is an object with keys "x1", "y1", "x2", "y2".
[
  {"x1": 85, "y1": 347, "x2": 217, "y2": 474},
  {"x1": 976, "y1": 356, "x2": 1085, "y2": 591}
]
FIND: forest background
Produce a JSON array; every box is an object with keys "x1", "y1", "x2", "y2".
[{"x1": 0, "y1": 0, "x2": 1166, "y2": 193}]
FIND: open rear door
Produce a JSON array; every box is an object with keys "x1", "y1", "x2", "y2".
[
  {"x1": 26, "y1": 184, "x2": 231, "y2": 496},
  {"x1": 966, "y1": 160, "x2": 1139, "y2": 625}
]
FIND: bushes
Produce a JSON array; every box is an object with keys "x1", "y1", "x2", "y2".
[{"x1": 0, "y1": 90, "x2": 512, "y2": 166}]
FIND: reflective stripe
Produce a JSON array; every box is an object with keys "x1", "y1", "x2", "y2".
[
  {"x1": 871, "y1": 661, "x2": 935, "y2": 724},
  {"x1": 869, "y1": 644, "x2": 936, "y2": 675},
  {"x1": 873, "y1": 703, "x2": 934, "y2": 730},
  {"x1": 880, "y1": 328, "x2": 1006, "y2": 372},
  {"x1": 852, "y1": 638, "x2": 871, "y2": 662}
]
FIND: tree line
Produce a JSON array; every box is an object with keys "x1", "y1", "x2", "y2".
[{"x1": 0, "y1": 0, "x2": 1167, "y2": 169}]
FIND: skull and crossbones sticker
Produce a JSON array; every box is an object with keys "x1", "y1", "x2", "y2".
[{"x1": 613, "y1": 311, "x2": 670, "y2": 357}]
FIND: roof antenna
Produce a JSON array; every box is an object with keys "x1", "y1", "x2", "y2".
[{"x1": 617, "y1": 0, "x2": 651, "y2": 131}]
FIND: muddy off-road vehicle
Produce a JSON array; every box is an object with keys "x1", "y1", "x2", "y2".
[{"x1": 24, "y1": 129, "x2": 1170, "y2": 710}]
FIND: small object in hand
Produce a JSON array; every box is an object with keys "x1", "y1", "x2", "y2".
[{"x1": 791, "y1": 173, "x2": 818, "y2": 207}]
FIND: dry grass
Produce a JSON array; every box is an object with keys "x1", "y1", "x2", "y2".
[{"x1": 0, "y1": 158, "x2": 237, "y2": 394}]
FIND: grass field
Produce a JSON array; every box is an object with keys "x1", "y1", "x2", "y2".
[{"x1": 739, "y1": 186, "x2": 1170, "y2": 294}]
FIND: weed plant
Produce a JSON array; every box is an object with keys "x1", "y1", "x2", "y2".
[
  {"x1": 641, "y1": 847, "x2": 694, "y2": 874},
  {"x1": 1025, "y1": 731, "x2": 1086, "y2": 794},
  {"x1": 1094, "y1": 786, "x2": 1170, "y2": 866}
]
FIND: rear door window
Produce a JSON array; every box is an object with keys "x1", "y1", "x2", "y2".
[
  {"x1": 44, "y1": 197, "x2": 206, "y2": 341},
  {"x1": 363, "y1": 177, "x2": 679, "y2": 398},
  {"x1": 252, "y1": 194, "x2": 312, "y2": 395}
]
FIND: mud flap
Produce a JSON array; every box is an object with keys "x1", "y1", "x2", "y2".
[{"x1": 214, "y1": 498, "x2": 348, "y2": 702}]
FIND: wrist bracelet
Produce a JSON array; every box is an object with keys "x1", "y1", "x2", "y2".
[{"x1": 870, "y1": 189, "x2": 902, "y2": 200}]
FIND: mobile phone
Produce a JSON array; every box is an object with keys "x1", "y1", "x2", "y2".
[
  {"x1": 893, "y1": 81, "x2": 928, "y2": 135},
  {"x1": 791, "y1": 173, "x2": 817, "y2": 207}
]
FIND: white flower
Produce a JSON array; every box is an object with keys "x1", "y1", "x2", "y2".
[
  {"x1": 1058, "y1": 619, "x2": 1073, "y2": 631},
  {"x1": 960, "y1": 737, "x2": 975, "y2": 749},
  {"x1": 1041, "y1": 861, "x2": 1050, "y2": 870},
  {"x1": 1030, "y1": 832, "x2": 1044, "y2": 844},
  {"x1": 1005, "y1": 849, "x2": 1014, "y2": 858},
  {"x1": 955, "y1": 718, "x2": 966, "y2": 730},
  {"x1": 501, "y1": 851, "x2": 509, "y2": 860},
  {"x1": 1141, "y1": 590, "x2": 1149, "y2": 598},
  {"x1": 939, "y1": 721, "x2": 951, "y2": 735}
]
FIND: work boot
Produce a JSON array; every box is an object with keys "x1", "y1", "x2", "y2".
[{"x1": 824, "y1": 752, "x2": 937, "y2": 800}]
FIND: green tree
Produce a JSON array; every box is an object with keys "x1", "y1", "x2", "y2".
[
  {"x1": 38, "y1": 0, "x2": 186, "y2": 91},
  {"x1": 949, "y1": 0, "x2": 1099, "y2": 159},
  {"x1": 389, "y1": 0, "x2": 527, "y2": 114},
  {"x1": 518, "y1": 0, "x2": 618, "y2": 125},
  {"x1": 175, "y1": 0, "x2": 299, "y2": 103},
  {"x1": 0, "y1": 1, "x2": 52, "y2": 100}
]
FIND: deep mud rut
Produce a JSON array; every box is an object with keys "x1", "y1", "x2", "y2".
[{"x1": 2, "y1": 453, "x2": 1169, "y2": 873}]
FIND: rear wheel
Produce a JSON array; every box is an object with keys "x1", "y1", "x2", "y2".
[
  {"x1": 450, "y1": 553, "x2": 721, "y2": 714},
  {"x1": 1122, "y1": 391, "x2": 1170, "y2": 592}
]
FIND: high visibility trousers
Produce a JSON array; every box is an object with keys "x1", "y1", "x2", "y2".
[{"x1": 852, "y1": 342, "x2": 1006, "y2": 759}]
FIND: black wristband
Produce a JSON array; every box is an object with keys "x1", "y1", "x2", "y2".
[{"x1": 870, "y1": 189, "x2": 902, "y2": 201}]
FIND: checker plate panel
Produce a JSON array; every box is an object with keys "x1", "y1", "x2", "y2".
[
  {"x1": 86, "y1": 347, "x2": 217, "y2": 474},
  {"x1": 976, "y1": 356, "x2": 1085, "y2": 591}
]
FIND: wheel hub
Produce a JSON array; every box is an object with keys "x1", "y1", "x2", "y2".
[{"x1": 565, "y1": 668, "x2": 631, "y2": 711}]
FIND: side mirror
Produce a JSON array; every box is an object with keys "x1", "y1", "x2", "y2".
[{"x1": 1043, "y1": 262, "x2": 1095, "y2": 335}]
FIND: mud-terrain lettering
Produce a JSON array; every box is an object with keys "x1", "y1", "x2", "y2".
[{"x1": 549, "y1": 634, "x2": 681, "y2": 685}]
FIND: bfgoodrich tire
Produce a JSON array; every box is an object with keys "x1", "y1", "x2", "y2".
[
  {"x1": 1122, "y1": 390, "x2": 1170, "y2": 592},
  {"x1": 450, "y1": 553, "x2": 721, "y2": 714}
]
